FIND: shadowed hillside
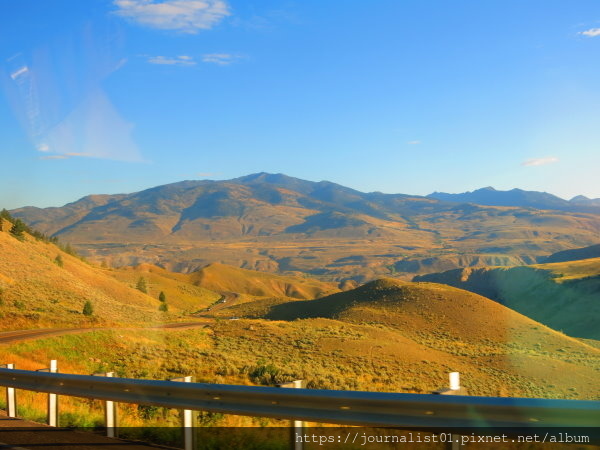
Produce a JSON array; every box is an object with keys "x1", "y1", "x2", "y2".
[
  {"x1": 11, "y1": 174, "x2": 600, "y2": 280},
  {"x1": 542, "y1": 244, "x2": 600, "y2": 263},
  {"x1": 413, "y1": 258, "x2": 600, "y2": 339}
]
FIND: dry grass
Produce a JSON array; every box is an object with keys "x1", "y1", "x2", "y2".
[{"x1": 0, "y1": 231, "x2": 173, "y2": 329}]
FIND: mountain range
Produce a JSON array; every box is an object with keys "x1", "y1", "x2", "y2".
[
  {"x1": 428, "y1": 187, "x2": 600, "y2": 213},
  {"x1": 11, "y1": 173, "x2": 600, "y2": 281}
]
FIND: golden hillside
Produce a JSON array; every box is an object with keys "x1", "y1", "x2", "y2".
[
  {"x1": 187, "y1": 262, "x2": 339, "y2": 299},
  {"x1": 4, "y1": 278, "x2": 596, "y2": 407},
  {"x1": 107, "y1": 263, "x2": 221, "y2": 313},
  {"x1": 0, "y1": 228, "x2": 168, "y2": 329}
]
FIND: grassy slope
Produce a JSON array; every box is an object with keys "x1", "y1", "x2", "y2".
[
  {"x1": 229, "y1": 278, "x2": 600, "y2": 399},
  {"x1": 413, "y1": 257, "x2": 600, "y2": 339},
  {"x1": 107, "y1": 264, "x2": 221, "y2": 312},
  {"x1": 0, "y1": 229, "x2": 169, "y2": 329},
  {"x1": 187, "y1": 262, "x2": 340, "y2": 299}
]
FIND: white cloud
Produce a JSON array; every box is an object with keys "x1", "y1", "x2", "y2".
[
  {"x1": 202, "y1": 53, "x2": 239, "y2": 65},
  {"x1": 407, "y1": 140, "x2": 421, "y2": 145},
  {"x1": 113, "y1": 0, "x2": 230, "y2": 33},
  {"x1": 147, "y1": 55, "x2": 196, "y2": 66},
  {"x1": 521, "y1": 156, "x2": 559, "y2": 167},
  {"x1": 580, "y1": 28, "x2": 600, "y2": 37}
]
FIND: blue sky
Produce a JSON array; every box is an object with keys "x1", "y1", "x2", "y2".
[{"x1": 1, "y1": 0, "x2": 599, "y2": 209}]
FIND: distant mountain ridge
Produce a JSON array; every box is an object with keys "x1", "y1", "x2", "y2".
[
  {"x1": 427, "y1": 187, "x2": 600, "y2": 213},
  {"x1": 10, "y1": 173, "x2": 600, "y2": 280}
]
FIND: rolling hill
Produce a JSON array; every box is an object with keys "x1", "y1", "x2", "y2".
[
  {"x1": 187, "y1": 262, "x2": 339, "y2": 299},
  {"x1": 108, "y1": 261, "x2": 339, "y2": 311},
  {"x1": 219, "y1": 278, "x2": 600, "y2": 399},
  {"x1": 10, "y1": 173, "x2": 600, "y2": 281},
  {"x1": 413, "y1": 257, "x2": 600, "y2": 339}
]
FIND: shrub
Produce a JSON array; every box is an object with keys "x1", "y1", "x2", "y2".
[
  {"x1": 159, "y1": 303, "x2": 168, "y2": 312},
  {"x1": 82, "y1": 301, "x2": 94, "y2": 316},
  {"x1": 158, "y1": 291, "x2": 166, "y2": 302},
  {"x1": 54, "y1": 255, "x2": 64, "y2": 267}
]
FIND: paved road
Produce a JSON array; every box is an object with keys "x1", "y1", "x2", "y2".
[
  {"x1": 0, "y1": 321, "x2": 214, "y2": 345},
  {"x1": 197, "y1": 292, "x2": 240, "y2": 315}
]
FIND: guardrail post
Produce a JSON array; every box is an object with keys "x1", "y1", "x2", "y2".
[
  {"x1": 93, "y1": 372, "x2": 118, "y2": 438},
  {"x1": 279, "y1": 380, "x2": 305, "y2": 450},
  {"x1": 48, "y1": 360, "x2": 58, "y2": 427},
  {"x1": 170, "y1": 376, "x2": 195, "y2": 450},
  {"x1": 433, "y1": 372, "x2": 466, "y2": 449},
  {"x1": 0, "y1": 364, "x2": 16, "y2": 418}
]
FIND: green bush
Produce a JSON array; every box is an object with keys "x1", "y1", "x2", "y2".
[{"x1": 82, "y1": 301, "x2": 94, "y2": 316}]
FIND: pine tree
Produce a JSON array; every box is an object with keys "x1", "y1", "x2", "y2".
[
  {"x1": 9, "y1": 219, "x2": 27, "y2": 241},
  {"x1": 158, "y1": 291, "x2": 166, "y2": 302},
  {"x1": 82, "y1": 300, "x2": 94, "y2": 316},
  {"x1": 0, "y1": 209, "x2": 13, "y2": 222},
  {"x1": 136, "y1": 277, "x2": 148, "y2": 293}
]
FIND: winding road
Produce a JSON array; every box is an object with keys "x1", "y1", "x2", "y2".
[{"x1": 0, "y1": 321, "x2": 215, "y2": 345}]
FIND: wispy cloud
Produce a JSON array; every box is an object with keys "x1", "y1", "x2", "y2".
[
  {"x1": 202, "y1": 53, "x2": 240, "y2": 65},
  {"x1": 197, "y1": 172, "x2": 219, "y2": 177},
  {"x1": 521, "y1": 156, "x2": 559, "y2": 167},
  {"x1": 39, "y1": 155, "x2": 69, "y2": 160},
  {"x1": 65, "y1": 152, "x2": 93, "y2": 157},
  {"x1": 147, "y1": 55, "x2": 196, "y2": 66},
  {"x1": 113, "y1": 0, "x2": 231, "y2": 33},
  {"x1": 580, "y1": 27, "x2": 600, "y2": 37},
  {"x1": 407, "y1": 140, "x2": 421, "y2": 145}
]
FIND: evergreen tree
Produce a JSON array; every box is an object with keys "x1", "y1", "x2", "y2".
[
  {"x1": 9, "y1": 219, "x2": 27, "y2": 241},
  {"x1": 82, "y1": 300, "x2": 94, "y2": 316},
  {"x1": 136, "y1": 277, "x2": 148, "y2": 293},
  {"x1": 0, "y1": 209, "x2": 13, "y2": 222},
  {"x1": 158, "y1": 291, "x2": 166, "y2": 302},
  {"x1": 159, "y1": 302, "x2": 168, "y2": 312}
]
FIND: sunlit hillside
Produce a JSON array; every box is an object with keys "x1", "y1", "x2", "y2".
[{"x1": 0, "y1": 225, "x2": 168, "y2": 329}]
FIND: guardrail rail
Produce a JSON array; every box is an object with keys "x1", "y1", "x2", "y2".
[{"x1": 1, "y1": 364, "x2": 598, "y2": 449}]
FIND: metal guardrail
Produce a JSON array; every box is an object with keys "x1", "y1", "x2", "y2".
[{"x1": 1, "y1": 368, "x2": 599, "y2": 429}]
